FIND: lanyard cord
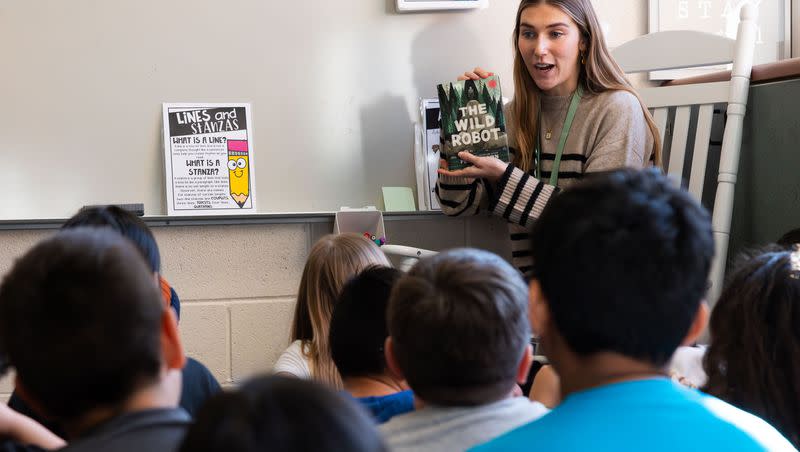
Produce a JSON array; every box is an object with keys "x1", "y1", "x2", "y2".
[{"x1": 535, "y1": 85, "x2": 583, "y2": 185}]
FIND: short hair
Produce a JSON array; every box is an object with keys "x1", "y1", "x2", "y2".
[
  {"x1": 0, "y1": 228, "x2": 164, "y2": 421},
  {"x1": 63, "y1": 205, "x2": 161, "y2": 273},
  {"x1": 330, "y1": 266, "x2": 402, "y2": 378},
  {"x1": 178, "y1": 375, "x2": 386, "y2": 452},
  {"x1": 530, "y1": 168, "x2": 714, "y2": 366},
  {"x1": 703, "y1": 246, "x2": 800, "y2": 447},
  {"x1": 387, "y1": 248, "x2": 530, "y2": 406}
]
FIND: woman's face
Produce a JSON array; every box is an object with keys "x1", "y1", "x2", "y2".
[{"x1": 517, "y1": 3, "x2": 586, "y2": 96}]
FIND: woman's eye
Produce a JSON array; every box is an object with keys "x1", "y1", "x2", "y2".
[
  {"x1": 551, "y1": 31, "x2": 564, "y2": 38},
  {"x1": 521, "y1": 31, "x2": 535, "y2": 39}
]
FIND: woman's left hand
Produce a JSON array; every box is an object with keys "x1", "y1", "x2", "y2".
[{"x1": 437, "y1": 151, "x2": 508, "y2": 184}]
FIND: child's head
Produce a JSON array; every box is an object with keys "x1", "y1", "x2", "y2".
[
  {"x1": 529, "y1": 168, "x2": 714, "y2": 368},
  {"x1": 330, "y1": 266, "x2": 402, "y2": 382},
  {"x1": 0, "y1": 228, "x2": 183, "y2": 424},
  {"x1": 62, "y1": 205, "x2": 180, "y2": 318},
  {"x1": 63, "y1": 205, "x2": 160, "y2": 273},
  {"x1": 703, "y1": 246, "x2": 800, "y2": 446},
  {"x1": 179, "y1": 375, "x2": 386, "y2": 452},
  {"x1": 291, "y1": 234, "x2": 390, "y2": 387},
  {"x1": 386, "y1": 248, "x2": 531, "y2": 406}
]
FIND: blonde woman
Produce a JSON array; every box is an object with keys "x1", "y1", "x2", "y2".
[
  {"x1": 438, "y1": 0, "x2": 661, "y2": 275},
  {"x1": 273, "y1": 233, "x2": 391, "y2": 388}
]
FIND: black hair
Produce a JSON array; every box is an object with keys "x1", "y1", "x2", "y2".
[
  {"x1": 387, "y1": 248, "x2": 530, "y2": 406},
  {"x1": 62, "y1": 205, "x2": 161, "y2": 273},
  {"x1": 178, "y1": 375, "x2": 386, "y2": 452},
  {"x1": 0, "y1": 228, "x2": 164, "y2": 421},
  {"x1": 777, "y1": 228, "x2": 800, "y2": 248},
  {"x1": 330, "y1": 266, "x2": 402, "y2": 378},
  {"x1": 530, "y1": 168, "x2": 714, "y2": 366},
  {"x1": 703, "y1": 246, "x2": 800, "y2": 448}
]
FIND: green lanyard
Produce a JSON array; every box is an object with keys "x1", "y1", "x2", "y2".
[{"x1": 535, "y1": 85, "x2": 583, "y2": 185}]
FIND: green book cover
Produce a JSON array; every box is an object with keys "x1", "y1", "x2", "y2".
[{"x1": 436, "y1": 75, "x2": 509, "y2": 171}]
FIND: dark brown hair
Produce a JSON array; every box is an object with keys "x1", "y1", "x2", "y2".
[{"x1": 703, "y1": 246, "x2": 800, "y2": 447}]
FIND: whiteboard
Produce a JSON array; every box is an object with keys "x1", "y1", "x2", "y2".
[{"x1": 0, "y1": 0, "x2": 517, "y2": 219}]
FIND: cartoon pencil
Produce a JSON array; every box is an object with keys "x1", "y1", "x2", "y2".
[{"x1": 227, "y1": 140, "x2": 250, "y2": 208}]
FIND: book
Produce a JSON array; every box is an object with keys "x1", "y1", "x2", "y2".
[{"x1": 436, "y1": 75, "x2": 509, "y2": 171}]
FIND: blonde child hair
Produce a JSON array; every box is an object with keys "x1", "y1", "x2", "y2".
[{"x1": 289, "y1": 233, "x2": 390, "y2": 388}]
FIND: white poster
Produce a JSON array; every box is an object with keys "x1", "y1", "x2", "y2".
[{"x1": 162, "y1": 103, "x2": 257, "y2": 215}]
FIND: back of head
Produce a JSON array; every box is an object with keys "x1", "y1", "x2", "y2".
[
  {"x1": 179, "y1": 375, "x2": 386, "y2": 452},
  {"x1": 530, "y1": 168, "x2": 714, "y2": 366},
  {"x1": 0, "y1": 228, "x2": 164, "y2": 422},
  {"x1": 63, "y1": 205, "x2": 161, "y2": 273},
  {"x1": 703, "y1": 247, "x2": 800, "y2": 446},
  {"x1": 330, "y1": 266, "x2": 402, "y2": 379},
  {"x1": 291, "y1": 233, "x2": 391, "y2": 386},
  {"x1": 387, "y1": 248, "x2": 529, "y2": 406}
]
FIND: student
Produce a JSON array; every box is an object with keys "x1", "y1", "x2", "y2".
[
  {"x1": 473, "y1": 169, "x2": 794, "y2": 451},
  {"x1": 0, "y1": 228, "x2": 190, "y2": 451},
  {"x1": 437, "y1": 0, "x2": 660, "y2": 276},
  {"x1": 703, "y1": 246, "x2": 800, "y2": 448},
  {"x1": 380, "y1": 248, "x2": 548, "y2": 451},
  {"x1": 274, "y1": 233, "x2": 390, "y2": 388},
  {"x1": 329, "y1": 266, "x2": 413, "y2": 423},
  {"x1": 8, "y1": 205, "x2": 220, "y2": 428},
  {"x1": 178, "y1": 375, "x2": 386, "y2": 452}
]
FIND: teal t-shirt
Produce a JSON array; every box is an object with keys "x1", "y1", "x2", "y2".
[{"x1": 471, "y1": 378, "x2": 794, "y2": 451}]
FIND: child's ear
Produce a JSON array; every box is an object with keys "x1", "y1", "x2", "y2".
[
  {"x1": 529, "y1": 279, "x2": 550, "y2": 338},
  {"x1": 516, "y1": 344, "x2": 534, "y2": 385},
  {"x1": 384, "y1": 337, "x2": 405, "y2": 381},
  {"x1": 682, "y1": 302, "x2": 709, "y2": 346},
  {"x1": 161, "y1": 308, "x2": 186, "y2": 370}
]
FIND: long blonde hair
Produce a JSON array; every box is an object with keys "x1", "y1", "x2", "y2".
[
  {"x1": 290, "y1": 233, "x2": 391, "y2": 388},
  {"x1": 511, "y1": 0, "x2": 662, "y2": 172}
]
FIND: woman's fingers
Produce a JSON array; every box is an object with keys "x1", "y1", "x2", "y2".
[{"x1": 458, "y1": 67, "x2": 494, "y2": 81}]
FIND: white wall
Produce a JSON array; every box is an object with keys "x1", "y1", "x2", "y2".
[
  {"x1": 0, "y1": 0, "x2": 648, "y2": 220},
  {"x1": 0, "y1": 0, "x2": 649, "y2": 399}
]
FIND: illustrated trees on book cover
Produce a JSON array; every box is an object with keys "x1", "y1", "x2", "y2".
[{"x1": 437, "y1": 75, "x2": 509, "y2": 170}]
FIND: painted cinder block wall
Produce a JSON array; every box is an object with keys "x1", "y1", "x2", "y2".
[{"x1": 0, "y1": 214, "x2": 510, "y2": 398}]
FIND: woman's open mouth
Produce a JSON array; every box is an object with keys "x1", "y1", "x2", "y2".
[{"x1": 534, "y1": 63, "x2": 555, "y2": 73}]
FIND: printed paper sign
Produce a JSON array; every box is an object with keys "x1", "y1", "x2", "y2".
[{"x1": 162, "y1": 103, "x2": 257, "y2": 215}]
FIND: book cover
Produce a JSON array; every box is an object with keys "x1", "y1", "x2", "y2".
[{"x1": 436, "y1": 75, "x2": 509, "y2": 170}]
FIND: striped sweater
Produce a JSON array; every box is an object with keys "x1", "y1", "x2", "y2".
[{"x1": 436, "y1": 89, "x2": 654, "y2": 275}]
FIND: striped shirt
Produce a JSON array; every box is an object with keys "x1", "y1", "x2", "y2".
[{"x1": 437, "y1": 89, "x2": 654, "y2": 275}]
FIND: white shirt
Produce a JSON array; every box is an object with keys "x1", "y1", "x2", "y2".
[
  {"x1": 381, "y1": 396, "x2": 548, "y2": 452},
  {"x1": 273, "y1": 340, "x2": 312, "y2": 379}
]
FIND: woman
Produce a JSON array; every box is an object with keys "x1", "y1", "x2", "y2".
[
  {"x1": 703, "y1": 246, "x2": 800, "y2": 448},
  {"x1": 438, "y1": 0, "x2": 661, "y2": 275},
  {"x1": 273, "y1": 233, "x2": 390, "y2": 388}
]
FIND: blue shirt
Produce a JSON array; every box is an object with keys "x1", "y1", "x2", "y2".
[
  {"x1": 472, "y1": 378, "x2": 795, "y2": 451},
  {"x1": 355, "y1": 390, "x2": 415, "y2": 424}
]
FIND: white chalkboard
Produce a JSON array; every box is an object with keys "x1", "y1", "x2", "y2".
[{"x1": 0, "y1": 0, "x2": 517, "y2": 219}]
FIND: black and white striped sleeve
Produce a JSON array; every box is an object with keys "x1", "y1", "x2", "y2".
[
  {"x1": 490, "y1": 164, "x2": 559, "y2": 227},
  {"x1": 435, "y1": 174, "x2": 489, "y2": 217}
]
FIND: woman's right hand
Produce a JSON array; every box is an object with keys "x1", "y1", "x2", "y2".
[{"x1": 457, "y1": 67, "x2": 494, "y2": 81}]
